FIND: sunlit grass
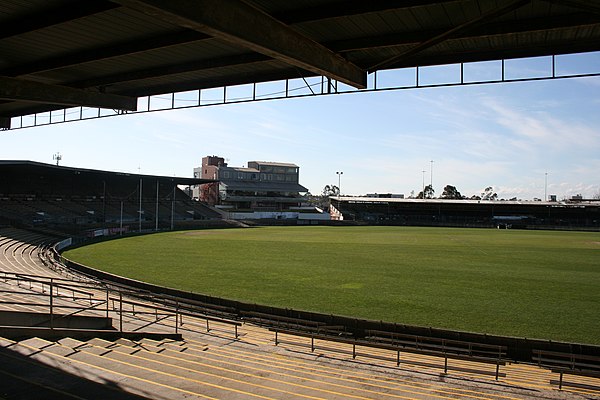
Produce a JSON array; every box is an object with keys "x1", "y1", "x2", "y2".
[{"x1": 64, "y1": 226, "x2": 600, "y2": 344}]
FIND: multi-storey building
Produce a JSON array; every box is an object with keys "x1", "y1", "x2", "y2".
[{"x1": 194, "y1": 156, "x2": 310, "y2": 219}]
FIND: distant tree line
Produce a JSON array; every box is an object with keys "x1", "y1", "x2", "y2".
[
  {"x1": 307, "y1": 183, "x2": 525, "y2": 210},
  {"x1": 415, "y1": 184, "x2": 499, "y2": 200}
]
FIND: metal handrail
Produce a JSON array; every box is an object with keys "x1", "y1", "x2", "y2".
[
  {"x1": 272, "y1": 327, "x2": 507, "y2": 380},
  {"x1": 0, "y1": 268, "x2": 241, "y2": 338}
]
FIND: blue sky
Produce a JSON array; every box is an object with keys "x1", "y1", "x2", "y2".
[{"x1": 2, "y1": 53, "x2": 600, "y2": 200}]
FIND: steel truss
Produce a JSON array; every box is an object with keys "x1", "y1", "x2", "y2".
[{"x1": 5, "y1": 53, "x2": 600, "y2": 131}]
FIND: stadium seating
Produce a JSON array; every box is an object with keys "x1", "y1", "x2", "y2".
[{"x1": 1, "y1": 228, "x2": 599, "y2": 398}]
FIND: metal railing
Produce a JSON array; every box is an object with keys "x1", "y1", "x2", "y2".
[
  {"x1": 271, "y1": 327, "x2": 507, "y2": 380},
  {"x1": 0, "y1": 270, "x2": 240, "y2": 338},
  {"x1": 533, "y1": 349, "x2": 600, "y2": 390}
]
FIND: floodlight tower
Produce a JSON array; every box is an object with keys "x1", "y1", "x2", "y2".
[
  {"x1": 336, "y1": 171, "x2": 343, "y2": 196},
  {"x1": 430, "y1": 159, "x2": 434, "y2": 190},
  {"x1": 544, "y1": 172, "x2": 548, "y2": 201},
  {"x1": 53, "y1": 152, "x2": 62, "y2": 166}
]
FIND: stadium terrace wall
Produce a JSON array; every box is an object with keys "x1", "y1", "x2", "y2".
[
  {"x1": 331, "y1": 198, "x2": 600, "y2": 230},
  {"x1": 60, "y1": 239, "x2": 600, "y2": 363}
]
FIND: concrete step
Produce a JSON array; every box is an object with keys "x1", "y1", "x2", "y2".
[
  {"x1": 138, "y1": 337, "x2": 192, "y2": 353},
  {"x1": 62, "y1": 338, "x2": 324, "y2": 399},
  {"x1": 89, "y1": 336, "x2": 405, "y2": 400},
  {"x1": 17, "y1": 337, "x2": 201, "y2": 399},
  {"x1": 1, "y1": 337, "x2": 160, "y2": 399}
]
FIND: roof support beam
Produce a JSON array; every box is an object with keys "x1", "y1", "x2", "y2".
[
  {"x1": 1, "y1": 2, "x2": 120, "y2": 40},
  {"x1": 372, "y1": 37, "x2": 600, "y2": 70},
  {"x1": 112, "y1": 0, "x2": 367, "y2": 89},
  {"x1": 0, "y1": 77, "x2": 137, "y2": 111},
  {"x1": 69, "y1": 53, "x2": 271, "y2": 88},
  {"x1": 330, "y1": 12, "x2": 600, "y2": 53},
  {"x1": 275, "y1": 0, "x2": 462, "y2": 24},
  {"x1": 541, "y1": 0, "x2": 600, "y2": 16},
  {"x1": 369, "y1": 0, "x2": 532, "y2": 72},
  {"x1": 2, "y1": 31, "x2": 210, "y2": 77}
]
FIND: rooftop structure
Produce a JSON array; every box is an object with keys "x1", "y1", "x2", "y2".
[{"x1": 194, "y1": 156, "x2": 311, "y2": 219}]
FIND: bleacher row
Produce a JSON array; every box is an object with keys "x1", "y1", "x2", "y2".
[
  {"x1": 0, "y1": 228, "x2": 598, "y2": 399},
  {"x1": 0, "y1": 193, "x2": 223, "y2": 230}
]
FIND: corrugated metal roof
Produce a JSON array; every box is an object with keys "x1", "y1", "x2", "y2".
[{"x1": 2, "y1": 0, "x2": 600, "y2": 129}]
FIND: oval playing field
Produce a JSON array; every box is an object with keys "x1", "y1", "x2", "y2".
[{"x1": 64, "y1": 226, "x2": 600, "y2": 344}]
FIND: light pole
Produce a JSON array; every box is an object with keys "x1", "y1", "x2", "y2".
[
  {"x1": 336, "y1": 171, "x2": 343, "y2": 196},
  {"x1": 53, "y1": 152, "x2": 62, "y2": 166},
  {"x1": 544, "y1": 172, "x2": 548, "y2": 201},
  {"x1": 422, "y1": 170, "x2": 426, "y2": 199},
  {"x1": 139, "y1": 178, "x2": 143, "y2": 232},
  {"x1": 430, "y1": 159, "x2": 434, "y2": 190}
]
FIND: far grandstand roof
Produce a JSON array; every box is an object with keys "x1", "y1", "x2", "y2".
[
  {"x1": 331, "y1": 196, "x2": 600, "y2": 207},
  {"x1": 0, "y1": 160, "x2": 215, "y2": 186}
]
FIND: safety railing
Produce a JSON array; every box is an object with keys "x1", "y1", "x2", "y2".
[
  {"x1": 0, "y1": 270, "x2": 241, "y2": 338},
  {"x1": 533, "y1": 349, "x2": 600, "y2": 391},
  {"x1": 271, "y1": 327, "x2": 507, "y2": 380}
]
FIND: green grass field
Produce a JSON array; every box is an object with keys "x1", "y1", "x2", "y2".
[{"x1": 63, "y1": 226, "x2": 600, "y2": 344}]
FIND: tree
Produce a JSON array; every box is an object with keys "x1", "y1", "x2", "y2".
[
  {"x1": 306, "y1": 185, "x2": 341, "y2": 211},
  {"x1": 481, "y1": 186, "x2": 497, "y2": 201},
  {"x1": 594, "y1": 188, "x2": 600, "y2": 200},
  {"x1": 416, "y1": 184, "x2": 434, "y2": 199},
  {"x1": 441, "y1": 185, "x2": 463, "y2": 199},
  {"x1": 322, "y1": 184, "x2": 340, "y2": 197}
]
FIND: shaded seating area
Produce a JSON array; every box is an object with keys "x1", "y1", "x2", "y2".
[{"x1": 0, "y1": 161, "x2": 223, "y2": 233}]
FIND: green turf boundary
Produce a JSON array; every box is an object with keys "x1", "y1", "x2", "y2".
[{"x1": 63, "y1": 226, "x2": 600, "y2": 345}]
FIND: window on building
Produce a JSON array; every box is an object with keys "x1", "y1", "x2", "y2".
[{"x1": 223, "y1": 171, "x2": 230, "y2": 179}]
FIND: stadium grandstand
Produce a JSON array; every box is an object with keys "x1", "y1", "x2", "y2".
[
  {"x1": 0, "y1": 161, "x2": 224, "y2": 234},
  {"x1": 2, "y1": 0, "x2": 600, "y2": 398},
  {"x1": 331, "y1": 196, "x2": 600, "y2": 230}
]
